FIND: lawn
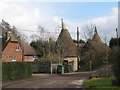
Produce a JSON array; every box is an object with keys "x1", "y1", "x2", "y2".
[{"x1": 83, "y1": 77, "x2": 120, "y2": 90}]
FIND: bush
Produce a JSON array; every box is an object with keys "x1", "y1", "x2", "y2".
[
  {"x1": 39, "y1": 57, "x2": 46, "y2": 61},
  {"x1": 2, "y1": 62, "x2": 32, "y2": 82}
]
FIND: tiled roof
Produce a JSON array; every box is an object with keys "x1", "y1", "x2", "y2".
[{"x1": 23, "y1": 46, "x2": 41, "y2": 56}]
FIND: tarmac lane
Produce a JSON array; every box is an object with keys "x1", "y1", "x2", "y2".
[{"x1": 2, "y1": 71, "x2": 92, "y2": 89}]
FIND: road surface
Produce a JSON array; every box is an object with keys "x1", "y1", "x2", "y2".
[{"x1": 2, "y1": 71, "x2": 93, "y2": 89}]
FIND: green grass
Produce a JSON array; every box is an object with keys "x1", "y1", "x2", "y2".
[{"x1": 84, "y1": 77, "x2": 120, "y2": 90}]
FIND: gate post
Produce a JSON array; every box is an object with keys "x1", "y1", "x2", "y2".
[{"x1": 50, "y1": 62, "x2": 52, "y2": 74}]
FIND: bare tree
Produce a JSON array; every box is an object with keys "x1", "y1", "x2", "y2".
[
  {"x1": 83, "y1": 23, "x2": 96, "y2": 70},
  {"x1": 83, "y1": 23, "x2": 96, "y2": 40},
  {"x1": 30, "y1": 25, "x2": 57, "y2": 58},
  {"x1": 37, "y1": 25, "x2": 46, "y2": 41},
  {"x1": 30, "y1": 34, "x2": 39, "y2": 41},
  {"x1": 1, "y1": 20, "x2": 28, "y2": 46},
  {"x1": 18, "y1": 32, "x2": 29, "y2": 46},
  {"x1": 30, "y1": 25, "x2": 46, "y2": 41},
  {"x1": 12, "y1": 26, "x2": 28, "y2": 46}
]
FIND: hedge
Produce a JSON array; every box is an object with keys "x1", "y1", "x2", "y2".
[{"x1": 2, "y1": 62, "x2": 32, "y2": 82}]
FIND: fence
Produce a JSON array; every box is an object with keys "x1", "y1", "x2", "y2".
[
  {"x1": 32, "y1": 61, "x2": 61, "y2": 74},
  {"x1": 32, "y1": 61, "x2": 51, "y2": 73}
]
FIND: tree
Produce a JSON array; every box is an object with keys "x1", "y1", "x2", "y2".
[
  {"x1": 30, "y1": 25, "x2": 59, "y2": 63},
  {"x1": 0, "y1": 20, "x2": 28, "y2": 46},
  {"x1": 30, "y1": 25, "x2": 57, "y2": 58},
  {"x1": 0, "y1": 20, "x2": 11, "y2": 46},
  {"x1": 30, "y1": 37, "x2": 56, "y2": 58},
  {"x1": 73, "y1": 39, "x2": 85, "y2": 43},
  {"x1": 80, "y1": 24, "x2": 96, "y2": 71},
  {"x1": 109, "y1": 38, "x2": 120, "y2": 48},
  {"x1": 12, "y1": 26, "x2": 28, "y2": 46},
  {"x1": 80, "y1": 24, "x2": 109, "y2": 71},
  {"x1": 110, "y1": 47, "x2": 120, "y2": 85},
  {"x1": 109, "y1": 37, "x2": 120, "y2": 85},
  {"x1": 30, "y1": 25, "x2": 48, "y2": 57},
  {"x1": 83, "y1": 23, "x2": 96, "y2": 40},
  {"x1": 30, "y1": 40, "x2": 44, "y2": 56}
]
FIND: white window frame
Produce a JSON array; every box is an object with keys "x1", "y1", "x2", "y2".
[
  {"x1": 33, "y1": 56, "x2": 38, "y2": 60},
  {"x1": 12, "y1": 56, "x2": 16, "y2": 61},
  {"x1": 16, "y1": 46, "x2": 20, "y2": 51}
]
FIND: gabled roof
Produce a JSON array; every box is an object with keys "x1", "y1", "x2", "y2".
[
  {"x1": 2, "y1": 37, "x2": 11, "y2": 52},
  {"x1": 23, "y1": 46, "x2": 41, "y2": 56}
]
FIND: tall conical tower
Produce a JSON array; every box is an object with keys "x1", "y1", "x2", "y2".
[
  {"x1": 56, "y1": 19, "x2": 77, "y2": 57},
  {"x1": 56, "y1": 19, "x2": 78, "y2": 71},
  {"x1": 80, "y1": 26, "x2": 110, "y2": 70}
]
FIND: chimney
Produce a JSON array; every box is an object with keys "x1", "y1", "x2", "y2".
[
  {"x1": 61, "y1": 19, "x2": 66, "y2": 29},
  {"x1": 94, "y1": 26, "x2": 98, "y2": 34},
  {"x1": 6, "y1": 30, "x2": 12, "y2": 41}
]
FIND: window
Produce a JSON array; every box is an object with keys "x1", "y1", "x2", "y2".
[
  {"x1": 33, "y1": 56, "x2": 38, "y2": 60},
  {"x1": 12, "y1": 56, "x2": 16, "y2": 61},
  {"x1": 16, "y1": 46, "x2": 20, "y2": 51}
]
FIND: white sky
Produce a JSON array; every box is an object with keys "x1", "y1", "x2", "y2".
[{"x1": 0, "y1": 0, "x2": 119, "y2": 43}]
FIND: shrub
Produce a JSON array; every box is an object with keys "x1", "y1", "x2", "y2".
[{"x1": 2, "y1": 62, "x2": 32, "y2": 82}]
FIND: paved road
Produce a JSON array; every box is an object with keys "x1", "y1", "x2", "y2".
[{"x1": 2, "y1": 71, "x2": 93, "y2": 89}]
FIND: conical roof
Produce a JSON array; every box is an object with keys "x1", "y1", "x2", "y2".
[
  {"x1": 81, "y1": 27, "x2": 109, "y2": 55},
  {"x1": 92, "y1": 27, "x2": 102, "y2": 43},
  {"x1": 56, "y1": 28, "x2": 77, "y2": 57}
]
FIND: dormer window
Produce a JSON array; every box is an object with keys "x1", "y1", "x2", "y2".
[{"x1": 16, "y1": 46, "x2": 20, "y2": 51}]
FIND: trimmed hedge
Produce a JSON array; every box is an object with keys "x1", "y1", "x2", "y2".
[{"x1": 2, "y1": 62, "x2": 32, "y2": 82}]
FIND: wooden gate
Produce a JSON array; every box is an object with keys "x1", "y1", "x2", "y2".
[{"x1": 32, "y1": 61, "x2": 51, "y2": 73}]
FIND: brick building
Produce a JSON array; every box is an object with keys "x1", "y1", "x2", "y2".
[
  {"x1": 23, "y1": 46, "x2": 41, "y2": 62},
  {"x1": 1, "y1": 20, "x2": 41, "y2": 62},
  {"x1": 2, "y1": 40, "x2": 23, "y2": 62},
  {"x1": 2, "y1": 29, "x2": 23, "y2": 62}
]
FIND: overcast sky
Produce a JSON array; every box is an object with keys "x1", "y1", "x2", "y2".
[{"x1": 0, "y1": 0, "x2": 118, "y2": 43}]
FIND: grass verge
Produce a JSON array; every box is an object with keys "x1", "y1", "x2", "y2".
[{"x1": 83, "y1": 77, "x2": 120, "y2": 90}]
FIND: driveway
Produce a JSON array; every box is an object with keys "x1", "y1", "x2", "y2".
[{"x1": 2, "y1": 71, "x2": 93, "y2": 89}]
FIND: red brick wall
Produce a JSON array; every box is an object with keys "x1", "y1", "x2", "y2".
[{"x1": 2, "y1": 41, "x2": 23, "y2": 62}]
